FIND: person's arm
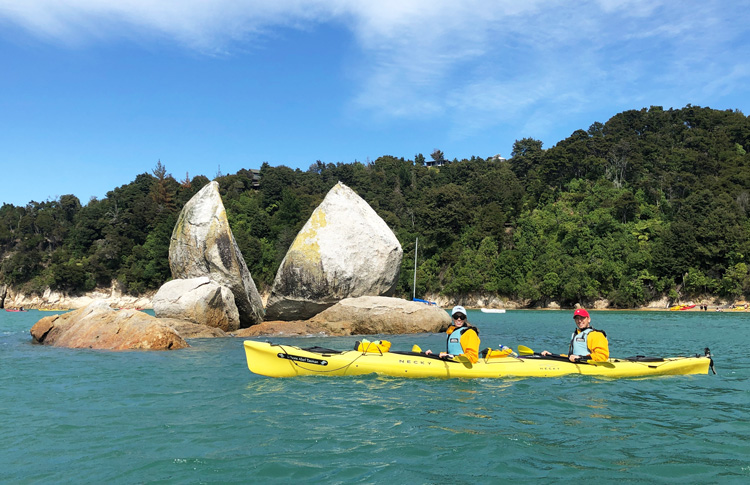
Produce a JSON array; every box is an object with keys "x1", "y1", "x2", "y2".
[
  {"x1": 460, "y1": 329, "x2": 480, "y2": 363},
  {"x1": 542, "y1": 350, "x2": 568, "y2": 357},
  {"x1": 587, "y1": 332, "x2": 609, "y2": 361}
]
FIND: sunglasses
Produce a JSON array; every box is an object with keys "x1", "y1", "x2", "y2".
[{"x1": 453, "y1": 315, "x2": 466, "y2": 321}]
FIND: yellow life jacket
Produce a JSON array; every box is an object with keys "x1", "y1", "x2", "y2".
[
  {"x1": 481, "y1": 346, "x2": 517, "y2": 359},
  {"x1": 356, "y1": 339, "x2": 392, "y2": 354},
  {"x1": 485, "y1": 348, "x2": 510, "y2": 358}
]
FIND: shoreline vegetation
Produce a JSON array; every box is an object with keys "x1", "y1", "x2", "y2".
[
  {"x1": 2, "y1": 285, "x2": 746, "y2": 313},
  {"x1": 2, "y1": 106, "x2": 750, "y2": 310}
]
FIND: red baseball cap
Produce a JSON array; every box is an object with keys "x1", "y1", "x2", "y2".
[{"x1": 573, "y1": 308, "x2": 590, "y2": 317}]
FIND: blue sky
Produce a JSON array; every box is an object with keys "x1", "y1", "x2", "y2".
[{"x1": 1, "y1": 0, "x2": 749, "y2": 207}]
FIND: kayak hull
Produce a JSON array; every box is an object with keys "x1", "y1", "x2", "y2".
[{"x1": 243, "y1": 341, "x2": 712, "y2": 379}]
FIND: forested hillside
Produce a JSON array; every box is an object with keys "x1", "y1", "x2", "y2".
[{"x1": 2, "y1": 105, "x2": 749, "y2": 307}]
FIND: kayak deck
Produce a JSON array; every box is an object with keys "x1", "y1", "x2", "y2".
[{"x1": 243, "y1": 341, "x2": 714, "y2": 379}]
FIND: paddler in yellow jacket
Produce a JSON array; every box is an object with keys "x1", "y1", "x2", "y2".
[
  {"x1": 425, "y1": 305, "x2": 481, "y2": 363},
  {"x1": 541, "y1": 308, "x2": 609, "y2": 362}
]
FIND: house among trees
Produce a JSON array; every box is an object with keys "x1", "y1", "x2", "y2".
[
  {"x1": 424, "y1": 150, "x2": 506, "y2": 166},
  {"x1": 249, "y1": 169, "x2": 261, "y2": 187},
  {"x1": 425, "y1": 149, "x2": 446, "y2": 167}
]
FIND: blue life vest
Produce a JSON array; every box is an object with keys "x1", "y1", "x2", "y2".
[
  {"x1": 447, "y1": 326, "x2": 469, "y2": 355},
  {"x1": 569, "y1": 328, "x2": 594, "y2": 356}
]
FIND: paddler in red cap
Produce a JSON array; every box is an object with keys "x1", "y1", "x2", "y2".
[{"x1": 541, "y1": 308, "x2": 609, "y2": 362}]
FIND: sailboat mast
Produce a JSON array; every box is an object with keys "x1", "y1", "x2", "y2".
[{"x1": 413, "y1": 237, "x2": 418, "y2": 300}]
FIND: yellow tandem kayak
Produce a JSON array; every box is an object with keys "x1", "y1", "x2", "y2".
[{"x1": 243, "y1": 341, "x2": 714, "y2": 379}]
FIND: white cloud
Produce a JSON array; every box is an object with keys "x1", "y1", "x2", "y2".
[
  {"x1": 0, "y1": 1, "x2": 336, "y2": 50},
  {"x1": 1, "y1": 0, "x2": 748, "y2": 140}
]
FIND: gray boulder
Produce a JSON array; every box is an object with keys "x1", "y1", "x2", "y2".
[
  {"x1": 153, "y1": 277, "x2": 240, "y2": 332},
  {"x1": 169, "y1": 181, "x2": 264, "y2": 327},
  {"x1": 309, "y1": 296, "x2": 451, "y2": 334},
  {"x1": 235, "y1": 297, "x2": 451, "y2": 337},
  {"x1": 159, "y1": 318, "x2": 229, "y2": 338},
  {"x1": 265, "y1": 182, "x2": 403, "y2": 320}
]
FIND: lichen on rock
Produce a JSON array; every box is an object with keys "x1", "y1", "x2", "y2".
[{"x1": 265, "y1": 182, "x2": 403, "y2": 320}]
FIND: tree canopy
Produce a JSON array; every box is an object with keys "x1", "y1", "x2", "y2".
[{"x1": 2, "y1": 105, "x2": 749, "y2": 307}]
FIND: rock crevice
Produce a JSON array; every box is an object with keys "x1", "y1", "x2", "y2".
[{"x1": 167, "y1": 181, "x2": 264, "y2": 327}]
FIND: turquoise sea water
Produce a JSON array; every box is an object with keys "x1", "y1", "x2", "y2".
[{"x1": 2, "y1": 309, "x2": 749, "y2": 483}]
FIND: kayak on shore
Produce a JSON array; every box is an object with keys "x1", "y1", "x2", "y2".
[
  {"x1": 412, "y1": 298, "x2": 437, "y2": 306},
  {"x1": 243, "y1": 341, "x2": 715, "y2": 379},
  {"x1": 670, "y1": 304, "x2": 696, "y2": 311}
]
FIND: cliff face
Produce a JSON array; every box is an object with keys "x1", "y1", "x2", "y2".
[
  {"x1": 3, "y1": 282, "x2": 154, "y2": 310},
  {"x1": 3, "y1": 284, "x2": 729, "y2": 313}
]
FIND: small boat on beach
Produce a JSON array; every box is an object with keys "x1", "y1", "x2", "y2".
[
  {"x1": 481, "y1": 308, "x2": 506, "y2": 314},
  {"x1": 243, "y1": 341, "x2": 714, "y2": 379},
  {"x1": 728, "y1": 301, "x2": 748, "y2": 311},
  {"x1": 413, "y1": 298, "x2": 437, "y2": 306}
]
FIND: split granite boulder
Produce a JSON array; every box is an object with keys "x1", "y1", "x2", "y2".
[
  {"x1": 264, "y1": 182, "x2": 403, "y2": 320},
  {"x1": 30, "y1": 301, "x2": 189, "y2": 350},
  {"x1": 168, "y1": 181, "x2": 264, "y2": 327}
]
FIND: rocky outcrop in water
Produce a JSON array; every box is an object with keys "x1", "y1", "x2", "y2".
[
  {"x1": 264, "y1": 182, "x2": 403, "y2": 320},
  {"x1": 30, "y1": 301, "x2": 189, "y2": 350},
  {"x1": 159, "y1": 318, "x2": 228, "y2": 338},
  {"x1": 309, "y1": 296, "x2": 450, "y2": 334},
  {"x1": 153, "y1": 277, "x2": 240, "y2": 331},
  {"x1": 169, "y1": 181, "x2": 264, "y2": 327},
  {"x1": 232, "y1": 320, "x2": 331, "y2": 337},
  {"x1": 237, "y1": 296, "x2": 449, "y2": 337}
]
